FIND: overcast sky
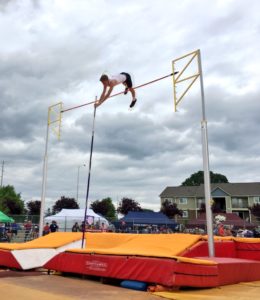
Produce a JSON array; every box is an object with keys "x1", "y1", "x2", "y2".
[{"x1": 1, "y1": 0, "x2": 260, "y2": 212}]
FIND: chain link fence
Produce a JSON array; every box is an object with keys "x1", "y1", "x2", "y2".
[{"x1": 1, "y1": 214, "x2": 260, "y2": 243}]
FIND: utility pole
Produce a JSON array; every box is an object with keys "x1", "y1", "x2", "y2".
[{"x1": 0, "y1": 160, "x2": 4, "y2": 187}]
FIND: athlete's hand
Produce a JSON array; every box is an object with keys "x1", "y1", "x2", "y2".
[{"x1": 94, "y1": 100, "x2": 101, "y2": 108}]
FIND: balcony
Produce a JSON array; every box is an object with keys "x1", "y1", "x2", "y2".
[{"x1": 231, "y1": 197, "x2": 248, "y2": 209}]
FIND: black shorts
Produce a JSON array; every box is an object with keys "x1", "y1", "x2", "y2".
[{"x1": 120, "y1": 72, "x2": 133, "y2": 88}]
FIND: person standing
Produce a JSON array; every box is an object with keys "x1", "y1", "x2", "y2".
[
  {"x1": 24, "y1": 220, "x2": 32, "y2": 242},
  {"x1": 43, "y1": 222, "x2": 50, "y2": 235},
  {"x1": 49, "y1": 220, "x2": 59, "y2": 233},
  {"x1": 11, "y1": 222, "x2": 19, "y2": 240},
  {"x1": 72, "y1": 222, "x2": 80, "y2": 232}
]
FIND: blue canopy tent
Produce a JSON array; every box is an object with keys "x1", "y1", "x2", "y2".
[{"x1": 113, "y1": 211, "x2": 178, "y2": 232}]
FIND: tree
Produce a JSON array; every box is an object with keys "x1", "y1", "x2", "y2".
[
  {"x1": 90, "y1": 197, "x2": 116, "y2": 220},
  {"x1": 117, "y1": 197, "x2": 142, "y2": 215},
  {"x1": 0, "y1": 185, "x2": 24, "y2": 215},
  {"x1": 249, "y1": 204, "x2": 260, "y2": 220},
  {"x1": 182, "y1": 170, "x2": 229, "y2": 186},
  {"x1": 27, "y1": 200, "x2": 41, "y2": 215},
  {"x1": 52, "y1": 196, "x2": 79, "y2": 214},
  {"x1": 160, "y1": 199, "x2": 183, "y2": 218}
]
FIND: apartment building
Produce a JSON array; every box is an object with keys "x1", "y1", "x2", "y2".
[{"x1": 160, "y1": 182, "x2": 260, "y2": 222}]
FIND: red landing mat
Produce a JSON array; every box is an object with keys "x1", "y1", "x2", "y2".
[
  {"x1": 235, "y1": 241, "x2": 260, "y2": 260},
  {"x1": 182, "y1": 240, "x2": 237, "y2": 258},
  {"x1": 197, "y1": 256, "x2": 260, "y2": 286},
  {"x1": 44, "y1": 252, "x2": 260, "y2": 288},
  {"x1": 0, "y1": 250, "x2": 21, "y2": 269},
  {"x1": 44, "y1": 252, "x2": 219, "y2": 287}
]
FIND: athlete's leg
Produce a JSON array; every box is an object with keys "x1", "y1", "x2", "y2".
[
  {"x1": 129, "y1": 88, "x2": 137, "y2": 108},
  {"x1": 129, "y1": 87, "x2": 135, "y2": 100},
  {"x1": 121, "y1": 73, "x2": 137, "y2": 108},
  {"x1": 123, "y1": 82, "x2": 128, "y2": 95}
]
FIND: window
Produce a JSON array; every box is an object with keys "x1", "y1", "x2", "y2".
[
  {"x1": 163, "y1": 198, "x2": 174, "y2": 204},
  {"x1": 179, "y1": 197, "x2": 188, "y2": 205},
  {"x1": 254, "y1": 197, "x2": 260, "y2": 204},
  {"x1": 182, "y1": 211, "x2": 188, "y2": 218},
  {"x1": 231, "y1": 197, "x2": 248, "y2": 208},
  {"x1": 197, "y1": 198, "x2": 205, "y2": 209}
]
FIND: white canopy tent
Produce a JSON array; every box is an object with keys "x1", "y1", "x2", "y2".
[{"x1": 44, "y1": 209, "x2": 109, "y2": 231}]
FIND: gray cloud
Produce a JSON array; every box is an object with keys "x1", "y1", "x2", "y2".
[{"x1": 0, "y1": 0, "x2": 260, "y2": 211}]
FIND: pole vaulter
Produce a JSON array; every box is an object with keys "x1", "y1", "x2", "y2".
[{"x1": 61, "y1": 72, "x2": 178, "y2": 114}]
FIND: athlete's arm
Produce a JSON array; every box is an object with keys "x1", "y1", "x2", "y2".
[
  {"x1": 99, "y1": 84, "x2": 108, "y2": 102},
  {"x1": 96, "y1": 82, "x2": 115, "y2": 107}
]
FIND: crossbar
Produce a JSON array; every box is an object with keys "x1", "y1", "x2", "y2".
[{"x1": 61, "y1": 73, "x2": 175, "y2": 113}]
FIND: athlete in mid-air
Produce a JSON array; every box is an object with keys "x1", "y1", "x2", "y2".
[{"x1": 95, "y1": 72, "x2": 137, "y2": 108}]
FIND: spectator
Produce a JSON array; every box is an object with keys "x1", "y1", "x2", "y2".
[
  {"x1": 95, "y1": 221, "x2": 100, "y2": 230},
  {"x1": 80, "y1": 221, "x2": 86, "y2": 232},
  {"x1": 10, "y1": 222, "x2": 19, "y2": 240},
  {"x1": 237, "y1": 229, "x2": 244, "y2": 237},
  {"x1": 101, "y1": 222, "x2": 107, "y2": 232},
  {"x1": 49, "y1": 220, "x2": 59, "y2": 233},
  {"x1": 217, "y1": 224, "x2": 225, "y2": 236},
  {"x1": 0, "y1": 223, "x2": 4, "y2": 235},
  {"x1": 24, "y1": 220, "x2": 32, "y2": 242},
  {"x1": 32, "y1": 224, "x2": 39, "y2": 239},
  {"x1": 213, "y1": 225, "x2": 218, "y2": 235},
  {"x1": 11, "y1": 222, "x2": 18, "y2": 236},
  {"x1": 0, "y1": 223, "x2": 9, "y2": 242},
  {"x1": 243, "y1": 229, "x2": 253, "y2": 237},
  {"x1": 5, "y1": 223, "x2": 12, "y2": 241},
  {"x1": 253, "y1": 228, "x2": 260, "y2": 238},
  {"x1": 224, "y1": 227, "x2": 232, "y2": 236},
  {"x1": 72, "y1": 222, "x2": 80, "y2": 232},
  {"x1": 43, "y1": 222, "x2": 50, "y2": 235}
]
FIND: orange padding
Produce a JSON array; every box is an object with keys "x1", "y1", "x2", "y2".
[
  {"x1": 234, "y1": 237, "x2": 260, "y2": 243},
  {"x1": 0, "y1": 232, "x2": 83, "y2": 250},
  {"x1": 202, "y1": 235, "x2": 260, "y2": 244},
  {"x1": 67, "y1": 233, "x2": 210, "y2": 261},
  {"x1": 173, "y1": 256, "x2": 217, "y2": 265},
  {"x1": 202, "y1": 235, "x2": 233, "y2": 241}
]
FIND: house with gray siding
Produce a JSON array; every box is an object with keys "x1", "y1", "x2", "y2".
[{"x1": 160, "y1": 182, "x2": 260, "y2": 223}]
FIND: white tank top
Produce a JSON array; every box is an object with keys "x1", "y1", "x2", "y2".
[{"x1": 109, "y1": 73, "x2": 126, "y2": 84}]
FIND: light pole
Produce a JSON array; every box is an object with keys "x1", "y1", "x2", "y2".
[
  {"x1": 0, "y1": 160, "x2": 4, "y2": 187},
  {"x1": 76, "y1": 164, "x2": 86, "y2": 202}
]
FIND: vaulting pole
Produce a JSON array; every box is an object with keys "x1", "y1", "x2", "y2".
[{"x1": 81, "y1": 99, "x2": 97, "y2": 248}]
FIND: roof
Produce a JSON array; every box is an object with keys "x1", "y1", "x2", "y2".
[
  {"x1": 45, "y1": 209, "x2": 108, "y2": 224},
  {"x1": 120, "y1": 211, "x2": 176, "y2": 225},
  {"x1": 160, "y1": 182, "x2": 260, "y2": 198},
  {"x1": 0, "y1": 211, "x2": 14, "y2": 223}
]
